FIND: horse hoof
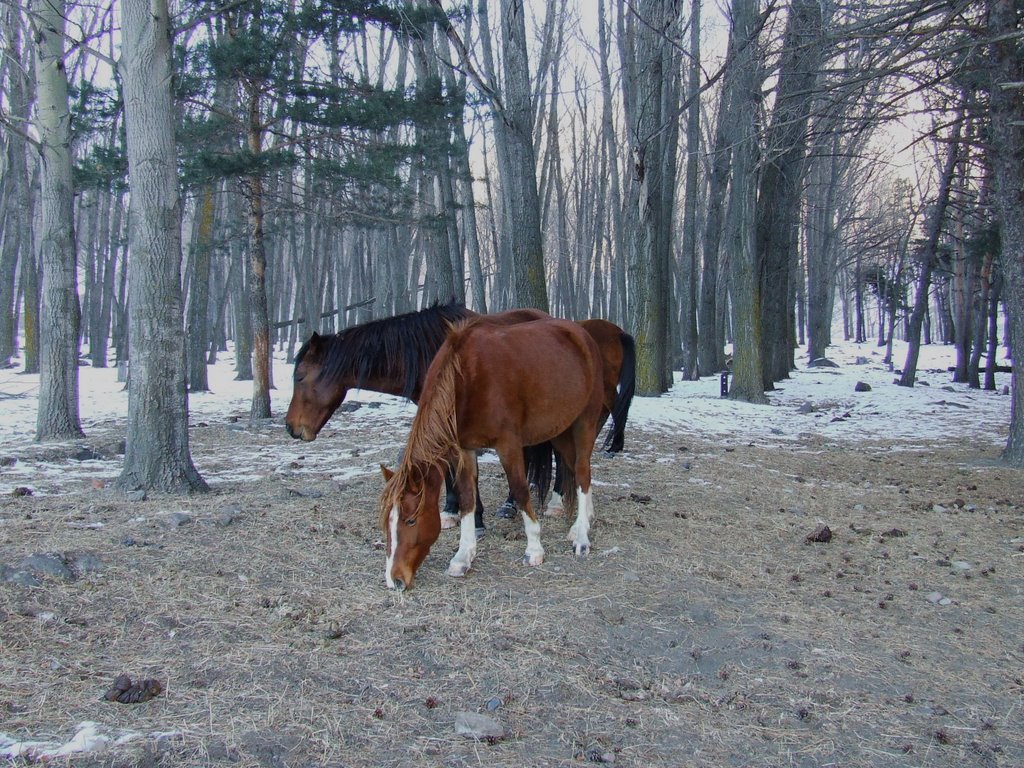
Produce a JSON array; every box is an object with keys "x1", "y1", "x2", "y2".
[
  {"x1": 573, "y1": 543, "x2": 590, "y2": 557},
  {"x1": 447, "y1": 562, "x2": 470, "y2": 578},
  {"x1": 495, "y1": 501, "x2": 518, "y2": 519},
  {"x1": 522, "y1": 553, "x2": 544, "y2": 567},
  {"x1": 544, "y1": 504, "x2": 564, "y2": 518},
  {"x1": 440, "y1": 513, "x2": 459, "y2": 530}
]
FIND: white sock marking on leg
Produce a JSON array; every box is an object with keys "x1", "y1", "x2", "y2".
[
  {"x1": 546, "y1": 490, "x2": 564, "y2": 516},
  {"x1": 572, "y1": 486, "x2": 592, "y2": 554},
  {"x1": 447, "y1": 513, "x2": 478, "y2": 576},
  {"x1": 521, "y1": 510, "x2": 544, "y2": 566},
  {"x1": 385, "y1": 505, "x2": 398, "y2": 589}
]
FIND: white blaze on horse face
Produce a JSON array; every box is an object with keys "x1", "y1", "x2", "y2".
[
  {"x1": 521, "y1": 511, "x2": 545, "y2": 566},
  {"x1": 446, "y1": 512, "x2": 478, "y2": 577},
  {"x1": 385, "y1": 504, "x2": 399, "y2": 589}
]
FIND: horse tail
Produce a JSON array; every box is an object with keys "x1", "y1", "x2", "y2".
[
  {"x1": 525, "y1": 442, "x2": 554, "y2": 510},
  {"x1": 602, "y1": 331, "x2": 636, "y2": 453}
]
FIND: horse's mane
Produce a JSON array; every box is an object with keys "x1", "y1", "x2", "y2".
[
  {"x1": 378, "y1": 339, "x2": 464, "y2": 529},
  {"x1": 296, "y1": 301, "x2": 471, "y2": 400}
]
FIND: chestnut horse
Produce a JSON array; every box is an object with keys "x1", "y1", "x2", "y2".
[
  {"x1": 285, "y1": 302, "x2": 635, "y2": 528},
  {"x1": 380, "y1": 318, "x2": 605, "y2": 591}
]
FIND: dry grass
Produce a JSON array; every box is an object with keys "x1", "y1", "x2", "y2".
[{"x1": 1, "y1": 418, "x2": 1022, "y2": 767}]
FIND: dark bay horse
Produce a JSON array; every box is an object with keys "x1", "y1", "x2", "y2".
[
  {"x1": 285, "y1": 302, "x2": 635, "y2": 528},
  {"x1": 380, "y1": 318, "x2": 606, "y2": 591}
]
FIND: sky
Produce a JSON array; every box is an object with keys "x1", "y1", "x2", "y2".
[{"x1": 0, "y1": 337, "x2": 1012, "y2": 498}]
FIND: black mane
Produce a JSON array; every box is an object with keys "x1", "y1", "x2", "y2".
[{"x1": 296, "y1": 301, "x2": 472, "y2": 401}]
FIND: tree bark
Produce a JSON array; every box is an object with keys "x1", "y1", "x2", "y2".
[
  {"x1": 678, "y1": 0, "x2": 701, "y2": 380},
  {"x1": 118, "y1": 0, "x2": 206, "y2": 492},
  {"x1": 899, "y1": 116, "x2": 962, "y2": 387},
  {"x1": 622, "y1": 0, "x2": 679, "y2": 395},
  {"x1": 756, "y1": 0, "x2": 826, "y2": 388},
  {"x1": 724, "y1": 0, "x2": 767, "y2": 404},
  {"x1": 31, "y1": 0, "x2": 84, "y2": 440},
  {"x1": 498, "y1": 0, "x2": 548, "y2": 311},
  {"x1": 987, "y1": 0, "x2": 1024, "y2": 463}
]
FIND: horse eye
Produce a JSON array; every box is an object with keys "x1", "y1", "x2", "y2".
[{"x1": 404, "y1": 518, "x2": 417, "y2": 527}]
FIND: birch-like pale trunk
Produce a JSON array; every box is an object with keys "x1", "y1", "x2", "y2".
[
  {"x1": 31, "y1": 0, "x2": 84, "y2": 439},
  {"x1": 118, "y1": 0, "x2": 206, "y2": 492}
]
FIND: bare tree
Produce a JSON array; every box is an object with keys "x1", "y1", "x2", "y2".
[
  {"x1": 986, "y1": 0, "x2": 1024, "y2": 464},
  {"x1": 117, "y1": 0, "x2": 207, "y2": 492},
  {"x1": 30, "y1": 0, "x2": 84, "y2": 440},
  {"x1": 724, "y1": 0, "x2": 767, "y2": 404},
  {"x1": 621, "y1": 0, "x2": 682, "y2": 395}
]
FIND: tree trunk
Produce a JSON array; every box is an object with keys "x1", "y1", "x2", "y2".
[
  {"x1": 186, "y1": 183, "x2": 217, "y2": 391},
  {"x1": 622, "y1": 0, "x2": 679, "y2": 395},
  {"x1": 499, "y1": 0, "x2": 549, "y2": 311},
  {"x1": 0, "y1": 8, "x2": 31, "y2": 368},
  {"x1": 899, "y1": 116, "x2": 962, "y2": 387},
  {"x1": 31, "y1": 0, "x2": 84, "y2": 440},
  {"x1": 696, "y1": 43, "x2": 736, "y2": 376},
  {"x1": 724, "y1": 0, "x2": 767, "y2": 404},
  {"x1": 678, "y1": 0, "x2": 702, "y2": 380},
  {"x1": 757, "y1": 0, "x2": 826, "y2": 388},
  {"x1": 987, "y1": 0, "x2": 1024, "y2": 464},
  {"x1": 118, "y1": 0, "x2": 206, "y2": 492}
]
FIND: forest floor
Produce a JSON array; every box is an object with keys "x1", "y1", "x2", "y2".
[{"x1": 1, "y1": 412, "x2": 1022, "y2": 767}]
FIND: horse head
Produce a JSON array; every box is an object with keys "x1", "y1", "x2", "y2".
[
  {"x1": 380, "y1": 463, "x2": 444, "y2": 591},
  {"x1": 286, "y1": 332, "x2": 348, "y2": 441}
]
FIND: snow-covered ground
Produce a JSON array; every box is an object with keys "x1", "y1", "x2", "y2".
[{"x1": 0, "y1": 337, "x2": 1013, "y2": 497}]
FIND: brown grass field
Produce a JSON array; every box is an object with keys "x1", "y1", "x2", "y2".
[{"x1": 1, "y1": 412, "x2": 1022, "y2": 767}]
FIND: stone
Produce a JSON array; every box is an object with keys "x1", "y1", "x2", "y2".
[
  {"x1": 455, "y1": 711, "x2": 504, "y2": 741},
  {"x1": 125, "y1": 489, "x2": 147, "y2": 502},
  {"x1": 1, "y1": 567, "x2": 42, "y2": 587},
  {"x1": 854, "y1": 381, "x2": 872, "y2": 392},
  {"x1": 163, "y1": 512, "x2": 192, "y2": 528},
  {"x1": 797, "y1": 402, "x2": 815, "y2": 415},
  {"x1": 69, "y1": 552, "x2": 105, "y2": 576},
  {"x1": 21, "y1": 553, "x2": 75, "y2": 582}
]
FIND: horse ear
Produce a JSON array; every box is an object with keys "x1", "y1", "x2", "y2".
[
  {"x1": 309, "y1": 331, "x2": 321, "y2": 345},
  {"x1": 380, "y1": 464, "x2": 394, "y2": 482}
]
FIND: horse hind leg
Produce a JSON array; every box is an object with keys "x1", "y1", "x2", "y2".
[
  {"x1": 568, "y1": 485, "x2": 595, "y2": 556},
  {"x1": 561, "y1": 427, "x2": 596, "y2": 557},
  {"x1": 546, "y1": 453, "x2": 566, "y2": 517},
  {"x1": 441, "y1": 468, "x2": 459, "y2": 530},
  {"x1": 497, "y1": 445, "x2": 544, "y2": 566}
]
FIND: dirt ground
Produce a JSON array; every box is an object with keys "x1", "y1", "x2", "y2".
[{"x1": 1, "y1": 412, "x2": 1022, "y2": 767}]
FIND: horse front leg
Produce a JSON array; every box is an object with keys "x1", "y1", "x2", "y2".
[{"x1": 447, "y1": 449, "x2": 479, "y2": 577}]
